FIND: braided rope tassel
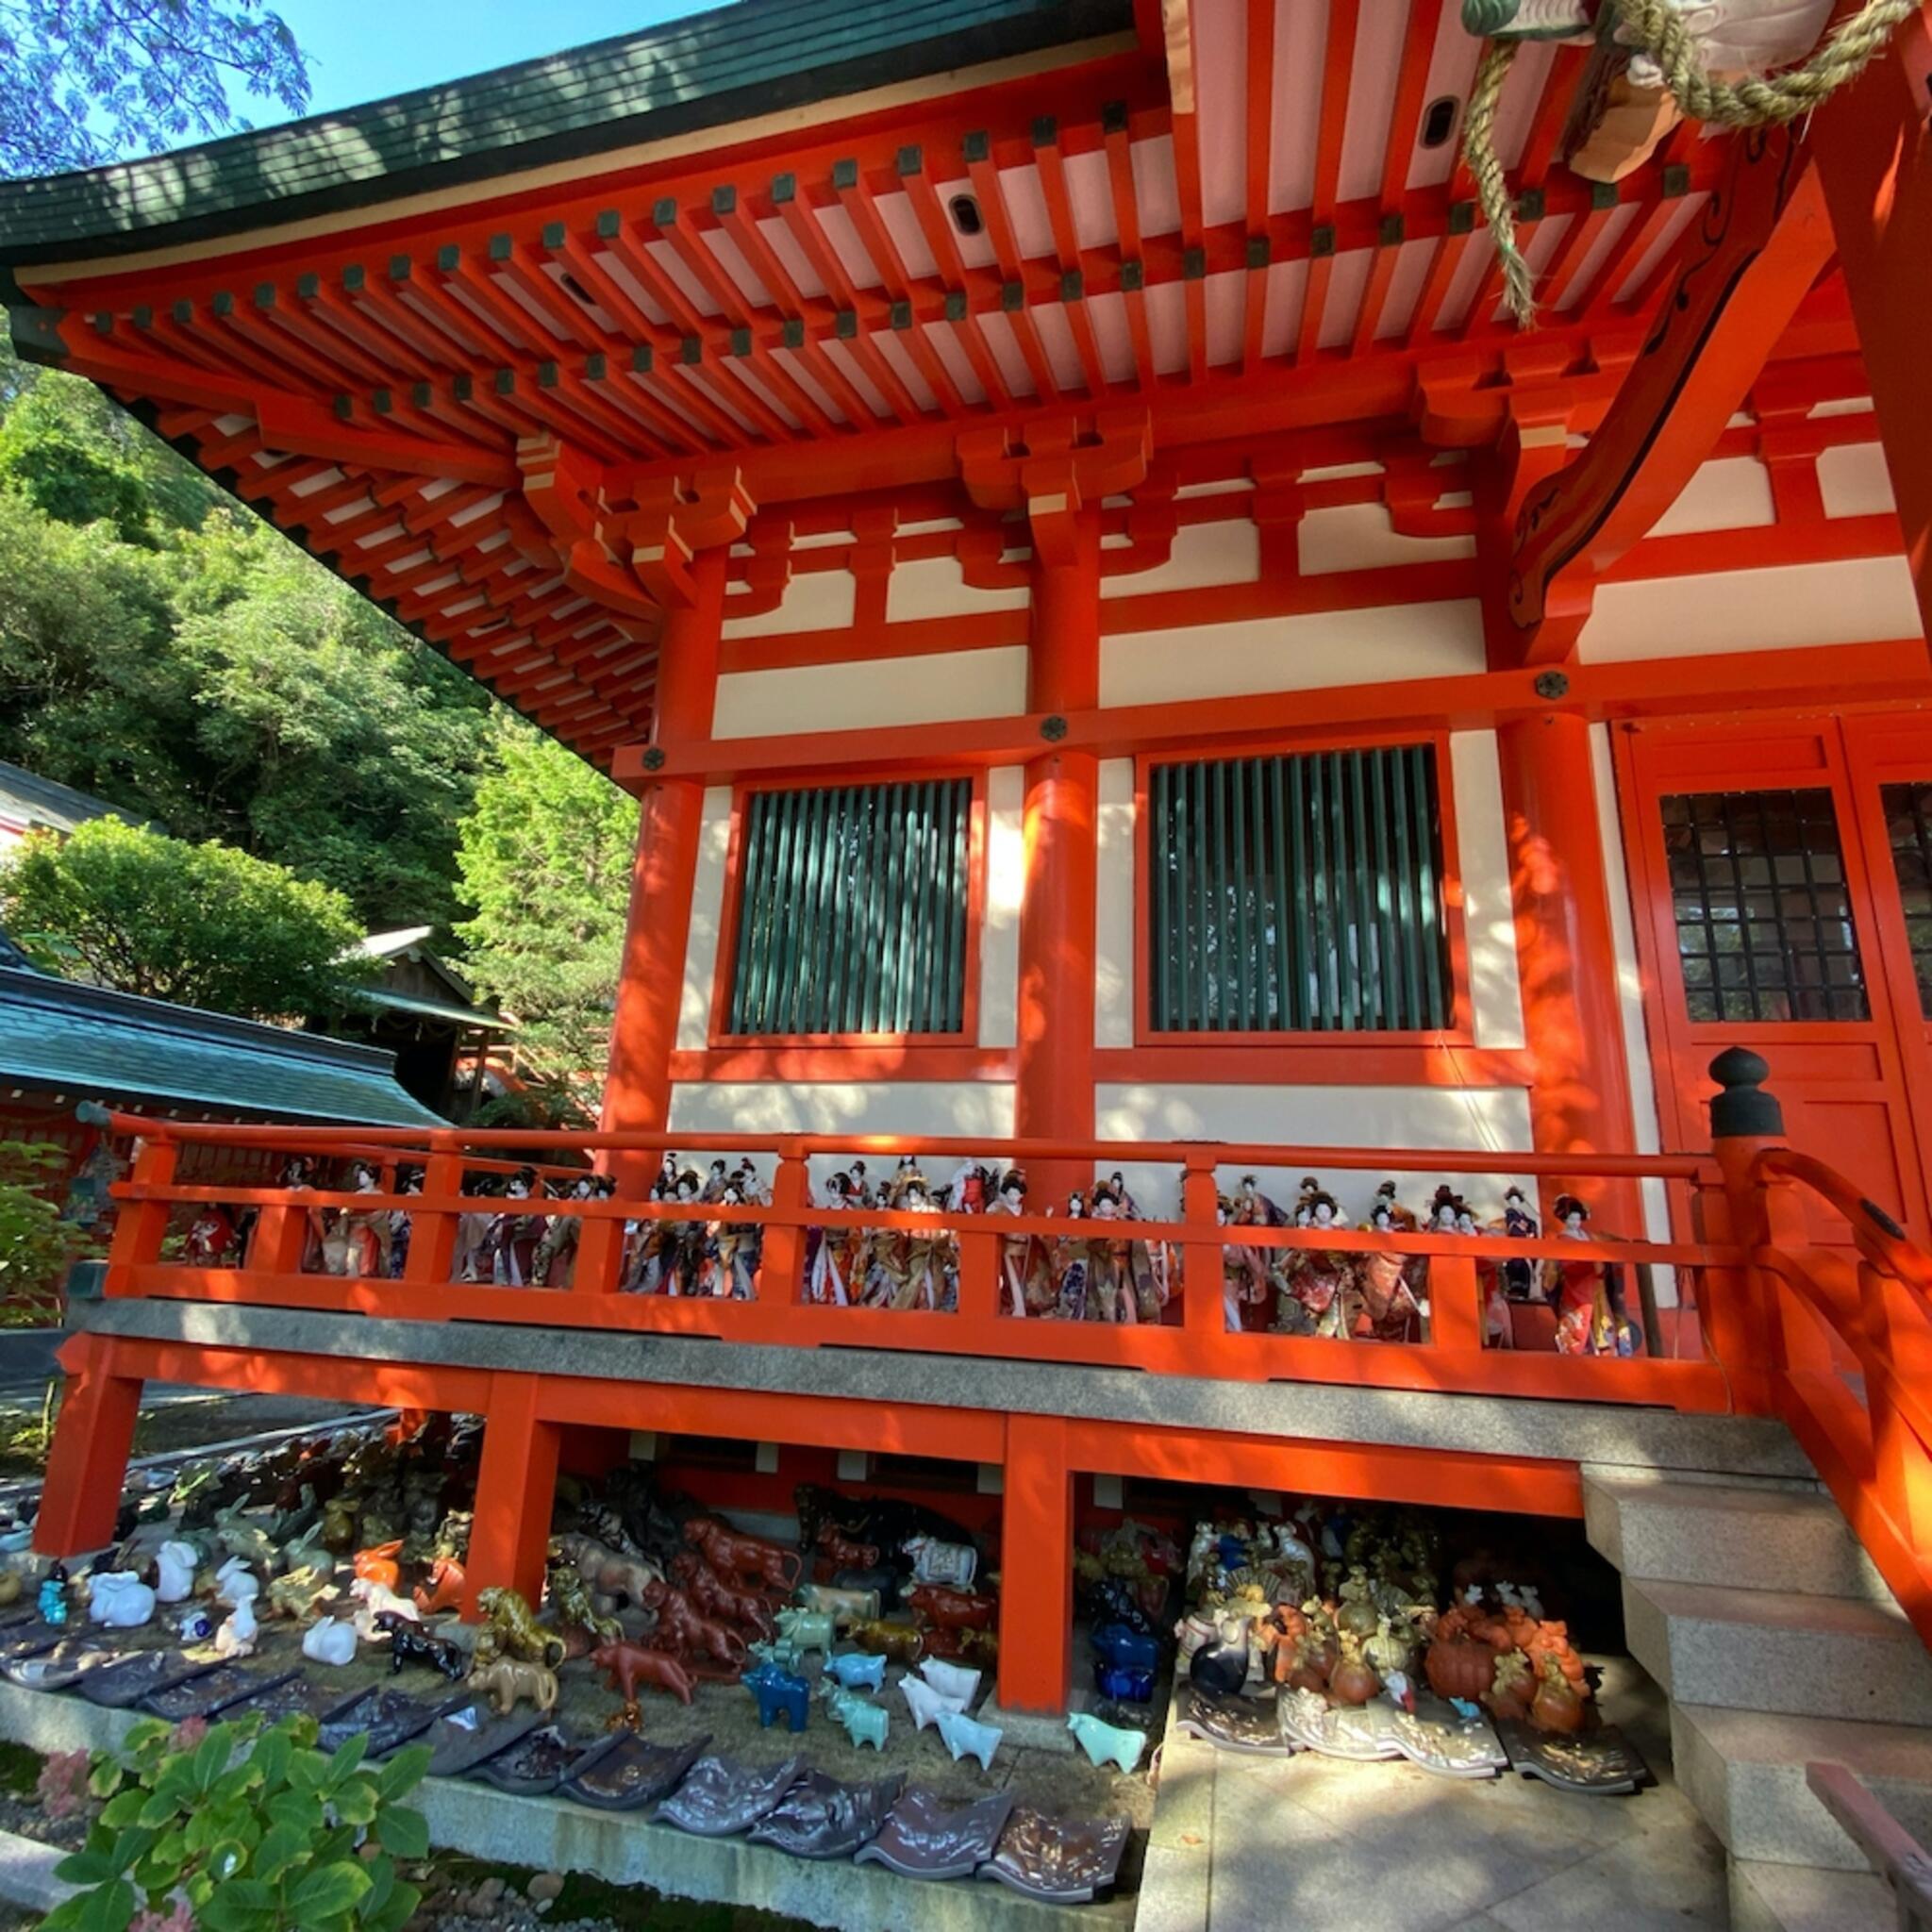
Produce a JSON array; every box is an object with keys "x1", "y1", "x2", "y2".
[
  {"x1": 1615, "y1": 0, "x2": 1920, "y2": 128},
  {"x1": 1461, "y1": 36, "x2": 1535, "y2": 327}
]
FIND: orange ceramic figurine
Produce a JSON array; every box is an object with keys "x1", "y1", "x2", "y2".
[{"x1": 353, "y1": 1540, "x2": 404, "y2": 1591}]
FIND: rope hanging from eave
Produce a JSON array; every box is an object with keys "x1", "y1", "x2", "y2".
[{"x1": 1462, "y1": 0, "x2": 1921, "y2": 328}]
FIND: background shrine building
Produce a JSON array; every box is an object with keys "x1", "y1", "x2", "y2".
[{"x1": 5, "y1": 0, "x2": 1930, "y2": 1770}]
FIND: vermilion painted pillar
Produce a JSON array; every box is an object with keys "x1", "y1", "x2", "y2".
[
  {"x1": 463, "y1": 1372, "x2": 561, "y2": 1615},
  {"x1": 35, "y1": 1333, "x2": 143, "y2": 1556},
  {"x1": 997, "y1": 1412, "x2": 1074, "y2": 1713},
  {"x1": 600, "y1": 549, "x2": 728, "y2": 1199},
  {"x1": 1496, "y1": 712, "x2": 1641, "y2": 1229},
  {"x1": 1016, "y1": 508, "x2": 1101, "y2": 1205},
  {"x1": 1811, "y1": 6, "x2": 1932, "y2": 654}
]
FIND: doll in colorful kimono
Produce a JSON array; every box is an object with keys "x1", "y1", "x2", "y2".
[
  {"x1": 1108, "y1": 1173, "x2": 1168, "y2": 1323},
  {"x1": 700, "y1": 1158, "x2": 731, "y2": 1205},
  {"x1": 1051, "y1": 1192, "x2": 1091, "y2": 1321},
  {"x1": 1351, "y1": 1182, "x2": 1422, "y2": 1342},
  {"x1": 702, "y1": 1179, "x2": 760, "y2": 1298},
  {"x1": 944, "y1": 1158, "x2": 989, "y2": 1215},
  {"x1": 277, "y1": 1157, "x2": 327, "y2": 1274},
  {"x1": 1283, "y1": 1182, "x2": 1354, "y2": 1339},
  {"x1": 1457, "y1": 1201, "x2": 1512, "y2": 1347},
  {"x1": 807, "y1": 1171, "x2": 859, "y2": 1305},
  {"x1": 1542, "y1": 1194, "x2": 1638, "y2": 1357},
  {"x1": 533, "y1": 1174, "x2": 594, "y2": 1287},
  {"x1": 1496, "y1": 1187, "x2": 1541, "y2": 1301},
  {"x1": 480, "y1": 1167, "x2": 543, "y2": 1286},
  {"x1": 990, "y1": 1168, "x2": 1054, "y2": 1317},
  {"x1": 386, "y1": 1167, "x2": 421, "y2": 1278},
  {"x1": 651, "y1": 1153, "x2": 680, "y2": 1201},
  {"x1": 1223, "y1": 1194, "x2": 1274, "y2": 1330},
  {"x1": 664, "y1": 1169, "x2": 711, "y2": 1295},
  {"x1": 452, "y1": 1174, "x2": 495, "y2": 1281},
  {"x1": 1084, "y1": 1183, "x2": 1134, "y2": 1323},
  {"x1": 325, "y1": 1162, "x2": 391, "y2": 1278},
  {"x1": 185, "y1": 1203, "x2": 237, "y2": 1268},
  {"x1": 876, "y1": 1167, "x2": 949, "y2": 1311}
]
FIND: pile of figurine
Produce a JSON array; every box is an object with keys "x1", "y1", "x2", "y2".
[{"x1": 1177, "y1": 1501, "x2": 1594, "y2": 1737}]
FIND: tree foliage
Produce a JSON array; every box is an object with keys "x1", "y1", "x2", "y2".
[
  {"x1": 0, "y1": 0, "x2": 310, "y2": 177},
  {"x1": 0, "y1": 818, "x2": 375, "y2": 1022},
  {"x1": 0, "y1": 353, "x2": 494, "y2": 934},
  {"x1": 0, "y1": 1141, "x2": 91, "y2": 1324},
  {"x1": 457, "y1": 722, "x2": 637, "y2": 1120}
]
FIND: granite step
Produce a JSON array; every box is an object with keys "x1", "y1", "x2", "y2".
[
  {"x1": 1583, "y1": 1472, "x2": 1890, "y2": 1602},
  {"x1": 1672, "y1": 1702, "x2": 1932, "y2": 1870},
  {"x1": 1622, "y1": 1577, "x2": 1932, "y2": 1724},
  {"x1": 1727, "y1": 1857, "x2": 1896, "y2": 1931}
]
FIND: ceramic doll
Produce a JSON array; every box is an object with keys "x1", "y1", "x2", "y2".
[
  {"x1": 807, "y1": 1172, "x2": 858, "y2": 1305},
  {"x1": 1221, "y1": 1195, "x2": 1267, "y2": 1331},
  {"x1": 848, "y1": 1159, "x2": 874, "y2": 1208},
  {"x1": 652, "y1": 1153, "x2": 680, "y2": 1201},
  {"x1": 1085, "y1": 1183, "x2": 1131, "y2": 1323},
  {"x1": 1290, "y1": 1188, "x2": 1354, "y2": 1339},
  {"x1": 1050, "y1": 1193, "x2": 1091, "y2": 1321},
  {"x1": 1459, "y1": 1204, "x2": 1512, "y2": 1349},
  {"x1": 990, "y1": 1169, "x2": 1049, "y2": 1317},
  {"x1": 1541, "y1": 1195, "x2": 1638, "y2": 1357},
  {"x1": 185, "y1": 1203, "x2": 236, "y2": 1268},
  {"x1": 1354, "y1": 1185, "x2": 1423, "y2": 1343},
  {"x1": 279, "y1": 1157, "x2": 326, "y2": 1274},
  {"x1": 701, "y1": 1158, "x2": 731, "y2": 1205},
  {"x1": 662, "y1": 1169, "x2": 709, "y2": 1295},
  {"x1": 1497, "y1": 1187, "x2": 1541, "y2": 1301},
  {"x1": 327, "y1": 1162, "x2": 391, "y2": 1278},
  {"x1": 534, "y1": 1174, "x2": 595, "y2": 1287},
  {"x1": 706, "y1": 1181, "x2": 759, "y2": 1299},
  {"x1": 1111, "y1": 1173, "x2": 1168, "y2": 1323},
  {"x1": 880, "y1": 1168, "x2": 948, "y2": 1311},
  {"x1": 387, "y1": 1168, "x2": 422, "y2": 1279}
]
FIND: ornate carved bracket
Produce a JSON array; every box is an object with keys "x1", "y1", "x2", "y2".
[
  {"x1": 1504, "y1": 126, "x2": 1834, "y2": 665},
  {"x1": 957, "y1": 408, "x2": 1152, "y2": 567}
]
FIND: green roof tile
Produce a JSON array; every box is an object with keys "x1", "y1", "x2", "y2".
[
  {"x1": 0, "y1": 0, "x2": 1131, "y2": 267},
  {"x1": 0, "y1": 967, "x2": 443, "y2": 1126}
]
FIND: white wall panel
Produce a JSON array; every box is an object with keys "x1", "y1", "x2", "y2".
[
  {"x1": 675, "y1": 786, "x2": 734, "y2": 1051},
  {"x1": 1649, "y1": 457, "x2": 1775, "y2": 537},
  {"x1": 887, "y1": 553, "x2": 1030, "y2": 620},
  {"x1": 1100, "y1": 517, "x2": 1258, "y2": 598},
  {"x1": 714, "y1": 647, "x2": 1030, "y2": 737},
  {"x1": 1095, "y1": 758, "x2": 1137, "y2": 1048},
  {"x1": 978, "y1": 766, "x2": 1024, "y2": 1050},
  {"x1": 721, "y1": 568, "x2": 857, "y2": 639},
  {"x1": 1818, "y1": 442, "x2": 1896, "y2": 520},
  {"x1": 1297, "y1": 502, "x2": 1475, "y2": 575},
  {"x1": 1448, "y1": 730, "x2": 1526, "y2": 1050}
]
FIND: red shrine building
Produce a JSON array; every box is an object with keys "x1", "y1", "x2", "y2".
[{"x1": 5, "y1": 0, "x2": 1929, "y2": 1770}]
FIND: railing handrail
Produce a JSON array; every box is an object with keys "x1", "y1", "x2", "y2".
[
  {"x1": 1755, "y1": 1146, "x2": 1932, "y2": 1295},
  {"x1": 89, "y1": 1109, "x2": 1712, "y2": 1182}
]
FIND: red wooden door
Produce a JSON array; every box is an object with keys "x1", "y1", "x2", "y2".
[{"x1": 1617, "y1": 719, "x2": 1931, "y2": 1243}]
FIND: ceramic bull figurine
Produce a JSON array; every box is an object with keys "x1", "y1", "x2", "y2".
[
  {"x1": 795, "y1": 1583, "x2": 881, "y2": 1629},
  {"x1": 591, "y1": 1639, "x2": 695, "y2": 1706},
  {"x1": 903, "y1": 1535, "x2": 977, "y2": 1589},
  {"x1": 743, "y1": 1659, "x2": 811, "y2": 1733},
  {"x1": 774, "y1": 1607, "x2": 835, "y2": 1657},
  {"x1": 822, "y1": 1651, "x2": 887, "y2": 1693},
  {"x1": 1067, "y1": 1710, "x2": 1149, "y2": 1774},
  {"x1": 900, "y1": 1673, "x2": 968, "y2": 1731},
  {"x1": 935, "y1": 1707, "x2": 1003, "y2": 1773},
  {"x1": 820, "y1": 1680, "x2": 890, "y2": 1752},
  {"x1": 849, "y1": 1618, "x2": 924, "y2": 1664},
  {"x1": 918, "y1": 1656, "x2": 980, "y2": 1705}
]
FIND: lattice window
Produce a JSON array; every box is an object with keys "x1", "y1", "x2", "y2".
[
  {"x1": 1660, "y1": 788, "x2": 1867, "y2": 1023},
  {"x1": 725, "y1": 778, "x2": 972, "y2": 1037},
  {"x1": 1148, "y1": 745, "x2": 1451, "y2": 1033},
  {"x1": 1882, "y1": 781, "x2": 1932, "y2": 1018}
]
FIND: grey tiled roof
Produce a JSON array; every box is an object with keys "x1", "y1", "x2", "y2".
[
  {"x1": 0, "y1": 966, "x2": 442, "y2": 1125},
  {"x1": 0, "y1": 0, "x2": 1132, "y2": 265},
  {"x1": 0, "y1": 759, "x2": 157, "y2": 837}
]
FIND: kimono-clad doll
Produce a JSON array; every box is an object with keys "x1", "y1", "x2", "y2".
[
  {"x1": 651, "y1": 1153, "x2": 680, "y2": 1201},
  {"x1": 989, "y1": 1168, "x2": 1055, "y2": 1317},
  {"x1": 944, "y1": 1158, "x2": 989, "y2": 1216},
  {"x1": 1223, "y1": 1194, "x2": 1273, "y2": 1331},
  {"x1": 701, "y1": 1179, "x2": 760, "y2": 1299},
  {"x1": 324, "y1": 1162, "x2": 391, "y2": 1278},
  {"x1": 848, "y1": 1159, "x2": 874, "y2": 1207},
  {"x1": 533, "y1": 1174, "x2": 595, "y2": 1287},
  {"x1": 1350, "y1": 1181, "x2": 1422, "y2": 1343},
  {"x1": 1278, "y1": 1181, "x2": 1354, "y2": 1339},
  {"x1": 729, "y1": 1160, "x2": 767, "y2": 1282},
  {"x1": 1460, "y1": 1201, "x2": 1512, "y2": 1348},
  {"x1": 185, "y1": 1202, "x2": 237, "y2": 1267},
  {"x1": 1083, "y1": 1182, "x2": 1134, "y2": 1323},
  {"x1": 695, "y1": 1158, "x2": 727, "y2": 1204},
  {"x1": 1051, "y1": 1191, "x2": 1092, "y2": 1322},
  {"x1": 806, "y1": 1170, "x2": 862, "y2": 1305},
  {"x1": 645, "y1": 1167, "x2": 710, "y2": 1295},
  {"x1": 1496, "y1": 1187, "x2": 1541, "y2": 1302},
  {"x1": 480, "y1": 1167, "x2": 543, "y2": 1287},
  {"x1": 386, "y1": 1167, "x2": 422, "y2": 1279},
  {"x1": 873, "y1": 1167, "x2": 949, "y2": 1311},
  {"x1": 278, "y1": 1156, "x2": 327, "y2": 1274},
  {"x1": 452, "y1": 1174, "x2": 497, "y2": 1281},
  {"x1": 1541, "y1": 1194, "x2": 1639, "y2": 1357},
  {"x1": 1104, "y1": 1170, "x2": 1168, "y2": 1323}
]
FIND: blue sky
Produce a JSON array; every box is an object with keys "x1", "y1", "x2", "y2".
[{"x1": 238, "y1": 0, "x2": 716, "y2": 124}]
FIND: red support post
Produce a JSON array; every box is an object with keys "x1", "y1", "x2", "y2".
[
  {"x1": 1180, "y1": 1154, "x2": 1225, "y2": 1340},
  {"x1": 1705, "y1": 1047, "x2": 1791, "y2": 1414},
  {"x1": 762, "y1": 1141, "x2": 808, "y2": 1303},
  {"x1": 1015, "y1": 506, "x2": 1101, "y2": 1208},
  {"x1": 1496, "y1": 711, "x2": 1642, "y2": 1233},
  {"x1": 462, "y1": 1373, "x2": 562, "y2": 1615},
  {"x1": 1811, "y1": 5, "x2": 1932, "y2": 656},
  {"x1": 601, "y1": 547, "x2": 727, "y2": 1196},
  {"x1": 35, "y1": 1334, "x2": 143, "y2": 1556},
  {"x1": 996, "y1": 1411, "x2": 1074, "y2": 1715},
  {"x1": 403, "y1": 1148, "x2": 462, "y2": 1287},
  {"x1": 105, "y1": 1138, "x2": 177, "y2": 1292}
]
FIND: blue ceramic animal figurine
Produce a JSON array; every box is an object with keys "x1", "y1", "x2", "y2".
[
  {"x1": 774, "y1": 1607, "x2": 835, "y2": 1657},
  {"x1": 743, "y1": 1659, "x2": 811, "y2": 1733},
  {"x1": 822, "y1": 1650, "x2": 887, "y2": 1693},
  {"x1": 1091, "y1": 1622, "x2": 1160, "y2": 1674},
  {"x1": 935, "y1": 1707, "x2": 1003, "y2": 1773},
  {"x1": 1067, "y1": 1710, "x2": 1149, "y2": 1774},
  {"x1": 38, "y1": 1564, "x2": 68, "y2": 1627},
  {"x1": 1096, "y1": 1659, "x2": 1155, "y2": 1704},
  {"x1": 819, "y1": 1680, "x2": 890, "y2": 1752}
]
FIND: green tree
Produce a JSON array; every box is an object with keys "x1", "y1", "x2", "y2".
[
  {"x1": 0, "y1": 818, "x2": 375, "y2": 1022},
  {"x1": 0, "y1": 0, "x2": 310, "y2": 178},
  {"x1": 0, "y1": 1141, "x2": 91, "y2": 1325},
  {"x1": 456, "y1": 724, "x2": 638, "y2": 1121}
]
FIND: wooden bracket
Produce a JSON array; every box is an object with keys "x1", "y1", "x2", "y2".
[{"x1": 958, "y1": 408, "x2": 1153, "y2": 567}]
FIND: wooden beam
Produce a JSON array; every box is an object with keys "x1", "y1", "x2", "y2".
[{"x1": 1505, "y1": 128, "x2": 1836, "y2": 665}]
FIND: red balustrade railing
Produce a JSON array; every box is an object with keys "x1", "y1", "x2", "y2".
[{"x1": 93, "y1": 1113, "x2": 1739, "y2": 1411}]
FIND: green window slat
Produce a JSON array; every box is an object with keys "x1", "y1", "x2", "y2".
[
  {"x1": 727, "y1": 775, "x2": 971, "y2": 1037},
  {"x1": 1146, "y1": 744, "x2": 1450, "y2": 1036}
]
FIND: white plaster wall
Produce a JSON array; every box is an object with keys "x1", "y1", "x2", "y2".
[
  {"x1": 978, "y1": 766, "x2": 1024, "y2": 1050},
  {"x1": 721, "y1": 568, "x2": 857, "y2": 639},
  {"x1": 1092, "y1": 1081, "x2": 1533, "y2": 1227},
  {"x1": 1095, "y1": 758, "x2": 1136, "y2": 1048},
  {"x1": 1448, "y1": 730, "x2": 1526, "y2": 1051},
  {"x1": 675, "y1": 786, "x2": 735, "y2": 1051},
  {"x1": 1649, "y1": 456, "x2": 1775, "y2": 537},
  {"x1": 713, "y1": 646, "x2": 1031, "y2": 737},
  {"x1": 1577, "y1": 556, "x2": 1923, "y2": 661},
  {"x1": 1818, "y1": 442, "x2": 1897, "y2": 521},
  {"x1": 1591, "y1": 725, "x2": 1675, "y2": 1282},
  {"x1": 888, "y1": 553, "x2": 1030, "y2": 621},
  {"x1": 668, "y1": 1081, "x2": 1016, "y2": 1192},
  {"x1": 1100, "y1": 517, "x2": 1258, "y2": 598},
  {"x1": 1296, "y1": 502, "x2": 1475, "y2": 575},
  {"x1": 1101, "y1": 601, "x2": 1485, "y2": 706}
]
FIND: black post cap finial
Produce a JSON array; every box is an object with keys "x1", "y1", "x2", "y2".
[{"x1": 1708, "y1": 1047, "x2": 1783, "y2": 1140}]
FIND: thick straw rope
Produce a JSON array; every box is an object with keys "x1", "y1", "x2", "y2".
[{"x1": 1464, "y1": 0, "x2": 1919, "y2": 325}]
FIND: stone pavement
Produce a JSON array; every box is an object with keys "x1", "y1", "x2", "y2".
[{"x1": 1140, "y1": 1657, "x2": 1728, "y2": 1932}]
